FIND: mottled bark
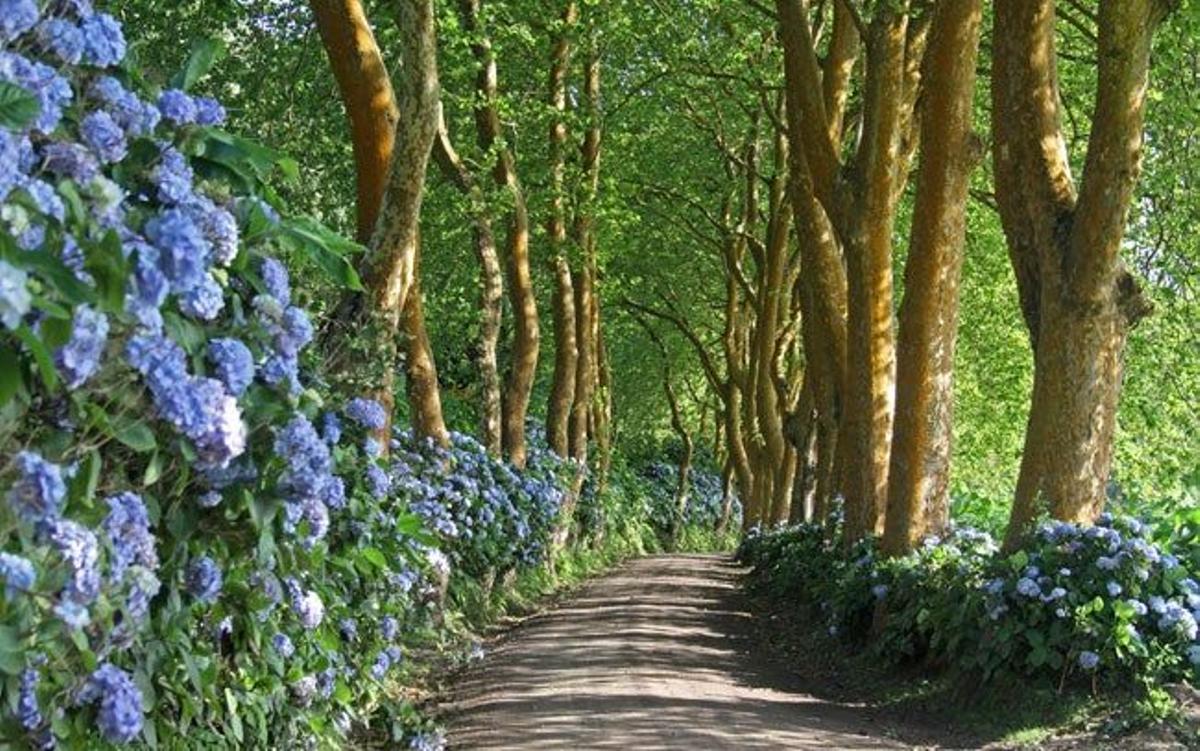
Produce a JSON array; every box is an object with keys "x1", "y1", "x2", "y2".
[
  {"x1": 402, "y1": 248, "x2": 449, "y2": 445},
  {"x1": 460, "y1": 0, "x2": 540, "y2": 468},
  {"x1": 316, "y1": 0, "x2": 440, "y2": 446},
  {"x1": 994, "y1": 0, "x2": 1166, "y2": 550},
  {"x1": 546, "y1": 1, "x2": 580, "y2": 459},
  {"x1": 883, "y1": 0, "x2": 983, "y2": 557},
  {"x1": 433, "y1": 110, "x2": 503, "y2": 454},
  {"x1": 569, "y1": 265, "x2": 594, "y2": 463}
]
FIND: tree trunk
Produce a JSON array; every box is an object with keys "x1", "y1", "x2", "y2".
[
  {"x1": 545, "y1": 1, "x2": 580, "y2": 459},
  {"x1": 310, "y1": 0, "x2": 397, "y2": 243},
  {"x1": 993, "y1": 0, "x2": 1165, "y2": 549},
  {"x1": 882, "y1": 0, "x2": 983, "y2": 557},
  {"x1": 459, "y1": 0, "x2": 540, "y2": 468},
  {"x1": 839, "y1": 11, "x2": 908, "y2": 544},
  {"x1": 402, "y1": 247, "x2": 449, "y2": 445},
  {"x1": 314, "y1": 0, "x2": 439, "y2": 447},
  {"x1": 569, "y1": 265, "x2": 594, "y2": 464},
  {"x1": 433, "y1": 111, "x2": 504, "y2": 455}
]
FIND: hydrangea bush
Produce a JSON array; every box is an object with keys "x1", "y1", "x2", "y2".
[
  {"x1": 741, "y1": 512, "x2": 1200, "y2": 695},
  {"x1": 0, "y1": 3, "x2": 577, "y2": 747}
]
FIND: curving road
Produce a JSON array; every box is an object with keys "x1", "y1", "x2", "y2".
[{"x1": 442, "y1": 554, "x2": 911, "y2": 750}]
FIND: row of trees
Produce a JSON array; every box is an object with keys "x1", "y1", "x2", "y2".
[
  {"x1": 208, "y1": 0, "x2": 1188, "y2": 557},
  {"x1": 621, "y1": 0, "x2": 1178, "y2": 554},
  {"x1": 306, "y1": 0, "x2": 614, "y2": 498}
]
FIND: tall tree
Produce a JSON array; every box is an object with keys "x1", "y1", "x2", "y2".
[
  {"x1": 882, "y1": 0, "x2": 984, "y2": 556},
  {"x1": 312, "y1": 0, "x2": 445, "y2": 445},
  {"x1": 994, "y1": 0, "x2": 1169, "y2": 549}
]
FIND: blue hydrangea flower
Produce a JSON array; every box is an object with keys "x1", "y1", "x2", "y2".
[
  {"x1": 54, "y1": 600, "x2": 90, "y2": 628},
  {"x1": 144, "y1": 207, "x2": 211, "y2": 293},
  {"x1": 274, "y1": 415, "x2": 333, "y2": 497},
  {"x1": 370, "y1": 651, "x2": 391, "y2": 680},
  {"x1": 338, "y1": 617, "x2": 358, "y2": 643},
  {"x1": 364, "y1": 437, "x2": 382, "y2": 458},
  {"x1": 0, "y1": 553, "x2": 35, "y2": 600},
  {"x1": 271, "y1": 633, "x2": 295, "y2": 659},
  {"x1": 203, "y1": 206, "x2": 239, "y2": 265},
  {"x1": 103, "y1": 492, "x2": 157, "y2": 583},
  {"x1": 0, "y1": 259, "x2": 31, "y2": 330},
  {"x1": 79, "y1": 664, "x2": 143, "y2": 743},
  {"x1": 365, "y1": 465, "x2": 391, "y2": 499},
  {"x1": 286, "y1": 580, "x2": 324, "y2": 630},
  {"x1": 0, "y1": 53, "x2": 73, "y2": 133},
  {"x1": 37, "y1": 19, "x2": 85, "y2": 65},
  {"x1": 194, "y1": 96, "x2": 226, "y2": 125},
  {"x1": 261, "y1": 352, "x2": 300, "y2": 394},
  {"x1": 153, "y1": 146, "x2": 193, "y2": 204},
  {"x1": 55, "y1": 305, "x2": 108, "y2": 389},
  {"x1": 1077, "y1": 651, "x2": 1100, "y2": 670},
  {"x1": 207, "y1": 338, "x2": 254, "y2": 396},
  {"x1": 47, "y1": 518, "x2": 101, "y2": 604},
  {"x1": 180, "y1": 272, "x2": 225, "y2": 321},
  {"x1": 17, "y1": 667, "x2": 41, "y2": 731},
  {"x1": 80, "y1": 13, "x2": 127, "y2": 67},
  {"x1": 1106, "y1": 581, "x2": 1122, "y2": 597},
  {"x1": 41, "y1": 142, "x2": 99, "y2": 185},
  {"x1": 409, "y1": 730, "x2": 447, "y2": 751},
  {"x1": 346, "y1": 397, "x2": 387, "y2": 431},
  {"x1": 185, "y1": 555, "x2": 222, "y2": 604},
  {"x1": 0, "y1": 130, "x2": 23, "y2": 200},
  {"x1": 90, "y1": 75, "x2": 159, "y2": 136},
  {"x1": 23, "y1": 178, "x2": 65, "y2": 221},
  {"x1": 321, "y1": 411, "x2": 342, "y2": 445},
  {"x1": 7, "y1": 451, "x2": 66, "y2": 525},
  {"x1": 1015, "y1": 577, "x2": 1040, "y2": 598},
  {"x1": 260, "y1": 257, "x2": 290, "y2": 304},
  {"x1": 157, "y1": 88, "x2": 197, "y2": 125},
  {"x1": 380, "y1": 616, "x2": 399, "y2": 642},
  {"x1": 0, "y1": 0, "x2": 38, "y2": 43}
]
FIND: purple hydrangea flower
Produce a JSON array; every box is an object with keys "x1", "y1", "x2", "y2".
[
  {"x1": 55, "y1": 305, "x2": 108, "y2": 389},
  {"x1": 37, "y1": 19, "x2": 85, "y2": 64},
  {"x1": 144, "y1": 207, "x2": 211, "y2": 293},
  {"x1": 157, "y1": 88, "x2": 196, "y2": 125},
  {"x1": 272, "y1": 633, "x2": 295, "y2": 658},
  {"x1": 185, "y1": 555, "x2": 222, "y2": 604},
  {"x1": 338, "y1": 617, "x2": 358, "y2": 643},
  {"x1": 380, "y1": 616, "x2": 399, "y2": 641},
  {"x1": 322, "y1": 476, "x2": 346, "y2": 510},
  {"x1": 7, "y1": 451, "x2": 66, "y2": 525},
  {"x1": 79, "y1": 664, "x2": 143, "y2": 743},
  {"x1": 365, "y1": 465, "x2": 390, "y2": 499},
  {"x1": 0, "y1": 259, "x2": 31, "y2": 330},
  {"x1": 23, "y1": 179, "x2": 65, "y2": 221},
  {"x1": 260, "y1": 257, "x2": 290, "y2": 304},
  {"x1": 46, "y1": 518, "x2": 101, "y2": 604},
  {"x1": 346, "y1": 397, "x2": 387, "y2": 431},
  {"x1": 0, "y1": 130, "x2": 23, "y2": 200},
  {"x1": 261, "y1": 352, "x2": 300, "y2": 395},
  {"x1": 292, "y1": 587, "x2": 323, "y2": 630},
  {"x1": 370, "y1": 651, "x2": 391, "y2": 680},
  {"x1": 1078, "y1": 651, "x2": 1100, "y2": 670},
  {"x1": 153, "y1": 146, "x2": 193, "y2": 205},
  {"x1": 0, "y1": 553, "x2": 35, "y2": 600},
  {"x1": 103, "y1": 492, "x2": 157, "y2": 583},
  {"x1": 207, "y1": 338, "x2": 254, "y2": 396},
  {"x1": 80, "y1": 13, "x2": 127, "y2": 67},
  {"x1": 274, "y1": 415, "x2": 333, "y2": 498},
  {"x1": 194, "y1": 96, "x2": 226, "y2": 125}
]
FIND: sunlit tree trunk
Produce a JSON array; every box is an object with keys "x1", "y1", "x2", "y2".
[
  {"x1": 402, "y1": 245, "x2": 449, "y2": 444},
  {"x1": 994, "y1": 0, "x2": 1165, "y2": 550},
  {"x1": 433, "y1": 110, "x2": 503, "y2": 454},
  {"x1": 882, "y1": 0, "x2": 984, "y2": 557},
  {"x1": 313, "y1": 0, "x2": 440, "y2": 445},
  {"x1": 459, "y1": 0, "x2": 540, "y2": 467},
  {"x1": 546, "y1": 2, "x2": 579, "y2": 459}
]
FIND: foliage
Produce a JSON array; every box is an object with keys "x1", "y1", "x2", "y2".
[{"x1": 742, "y1": 512, "x2": 1200, "y2": 700}]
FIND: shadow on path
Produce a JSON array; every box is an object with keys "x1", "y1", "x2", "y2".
[{"x1": 441, "y1": 554, "x2": 911, "y2": 750}]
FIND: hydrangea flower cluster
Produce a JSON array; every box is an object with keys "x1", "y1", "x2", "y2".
[
  {"x1": 0, "y1": 3, "x2": 586, "y2": 747},
  {"x1": 743, "y1": 512, "x2": 1200, "y2": 689}
]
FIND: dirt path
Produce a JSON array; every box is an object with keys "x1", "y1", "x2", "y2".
[{"x1": 441, "y1": 554, "x2": 919, "y2": 750}]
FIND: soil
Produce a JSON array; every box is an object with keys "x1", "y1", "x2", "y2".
[{"x1": 441, "y1": 554, "x2": 951, "y2": 749}]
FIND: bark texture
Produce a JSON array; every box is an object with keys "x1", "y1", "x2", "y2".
[
  {"x1": 882, "y1": 0, "x2": 983, "y2": 557},
  {"x1": 993, "y1": 0, "x2": 1166, "y2": 549}
]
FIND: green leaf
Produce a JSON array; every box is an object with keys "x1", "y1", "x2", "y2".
[
  {"x1": 171, "y1": 38, "x2": 228, "y2": 91},
  {"x1": 142, "y1": 452, "x2": 163, "y2": 487},
  {"x1": 113, "y1": 418, "x2": 158, "y2": 453},
  {"x1": 0, "y1": 81, "x2": 38, "y2": 130},
  {"x1": 14, "y1": 324, "x2": 59, "y2": 392},
  {"x1": 360, "y1": 547, "x2": 388, "y2": 570},
  {"x1": 0, "y1": 626, "x2": 23, "y2": 675},
  {"x1": 278, "y1": 216, "x2": 365, "y2": 291},
  {"x1": 0, "y1": 343, "x2": 23, "y2": 407}
]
